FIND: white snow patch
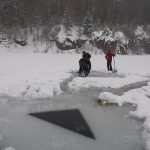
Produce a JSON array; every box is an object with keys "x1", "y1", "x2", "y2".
[
  {"x1": 57, "y1": 25, "x2": 86, "y2": 43},
  {"x1": 69, "y1": 75, "x2": 148, "y2": 91},
  {"x1": 116, "y1": 31, "x2": 129, "y2": 45},
  {"x1": 93, "y1": 28, "x2": 117, "y2": 42},
  {"x1": 135, "y1": 26, "x2": 149, "y2": 40},
  {"x1": 99, "y1": 92, "x2": 123, "y2": 106}
]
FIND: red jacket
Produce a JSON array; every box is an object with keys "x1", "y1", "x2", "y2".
[{"x1": 105, "y1": 52, "x2": 114, "y2": 62}]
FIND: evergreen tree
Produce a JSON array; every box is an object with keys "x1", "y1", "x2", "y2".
[
  {"x1": 0, "y1": 0, "x2": 18, "y2": 28},
  {"x1": 63, "y1": 7, "x2": 72, "y2": 31},
  {"x1": 83, "y1": 12, "x2": 93, "y2": 38}
]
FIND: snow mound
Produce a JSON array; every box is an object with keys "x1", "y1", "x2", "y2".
[{"x1": 98, "y1": 92, "x2": 123, "y2": 106}]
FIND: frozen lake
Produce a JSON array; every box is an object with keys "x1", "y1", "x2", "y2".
[
  {"x1": 0, "y1": 54, "x2": 150, "y2": 150},
  {"x1": 0, "y1": 87, "x2": 144, "y2": 150}
]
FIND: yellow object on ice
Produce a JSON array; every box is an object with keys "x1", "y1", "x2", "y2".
[{"x1": 98, "y1": 99, "x2": 117, "y2": 106}]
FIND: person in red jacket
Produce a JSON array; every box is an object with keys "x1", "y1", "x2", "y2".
[{"x1": 105, "y1": 50, "x2": 115, "y2": 71}]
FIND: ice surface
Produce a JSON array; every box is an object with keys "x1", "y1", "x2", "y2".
[
  {"x1": 0, "y1": 91, "x2": 143, "y2": 150},
  {"x1": 0, "y1": 54, "x2": 150, "y2": 150}
]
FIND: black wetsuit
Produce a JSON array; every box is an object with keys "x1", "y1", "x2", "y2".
[{"x1": 79, "y1": 58, "x2": 91, "y2": 77}]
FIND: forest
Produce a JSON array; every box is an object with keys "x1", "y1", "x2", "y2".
[{"x1": 0, "y1": 0, "x2": 150, "y2": 54}]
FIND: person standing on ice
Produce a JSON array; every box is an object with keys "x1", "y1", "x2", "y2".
[
  {"x1": 105, "y1": 50, "x2": 115, "y2": 71},
  {"x1": 78, "y1": 51, "x2": 91, "y2": 77}
]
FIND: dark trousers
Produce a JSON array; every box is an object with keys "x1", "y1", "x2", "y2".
[
  {"x1": 107, "y1": 61, "x2": 112, "y2": 71},
  {"x1": 79, "y1": 64, "x2": 90, "y2": 77}
]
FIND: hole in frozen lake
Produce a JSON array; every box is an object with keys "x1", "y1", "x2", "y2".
[{"x1": 29, "y1": 109, "x2": 95, "y2": 140}]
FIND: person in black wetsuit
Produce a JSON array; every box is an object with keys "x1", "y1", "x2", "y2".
[{"x1": 78, "y1": 52, "x2": 91, "y2": 77}]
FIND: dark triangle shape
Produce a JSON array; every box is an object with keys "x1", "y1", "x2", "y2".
[{"x1": 29, "y1": 109, "x2": 95, "y2": 139}]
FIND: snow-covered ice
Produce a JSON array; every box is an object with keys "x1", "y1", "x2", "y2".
[
  {"x1": 0, "y1": 53, "x2": 150, "y2": 150},
  {"x1": 69, "y1": 74, "x2": 148, "y2": 90}
]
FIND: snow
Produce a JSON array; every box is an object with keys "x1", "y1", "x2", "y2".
[
  {"x1": 0, "y1": 54, "x2": 75, "y2": 100},
  {"x1": 99, "y1": 92, "x2": 124, "y2": 106},
  {"x1": 69, "y1": 74, "x2": 148, "y2": 90},
  {"x1": 0, "y1": 53, "x2": 150, "y2": 150},
  {"x1": 135, "y1": 26, "x2": 149, "y2": 40},
  {"x1": 116, "y1": 31, "x2": 129, "y2": 44},
  {"x1": 98, "y1": 81, "x2": 150, "y2": 150},
  {"x1": 57, "y1": 25, "x2": 86, "y2": 43},
  {"x1": 1, "y1": 26, "x2": 141, "y2": 54},
  {"x1": 93, "y1": 29, "x2": 129, "y2": 54},
  {"x1": 93, "y1": 28, "x2": 117, "y2": 42},
  {"x1": 93, "y1": 28, "x2": 129, "y2": 47}
]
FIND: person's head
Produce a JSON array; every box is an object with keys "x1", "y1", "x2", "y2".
[
  {"x1": 107, "y1": 49, "x2": 111, "y2": 53},
  {"x1": 86, "y1": 53, "x2": 91, "y2": 59},
  {"x1": 82, "y1": 51, "x2": 86, "y2": 55},
  {"x1": 82, "y1": 51, "x2": 86, "y2": 58}
]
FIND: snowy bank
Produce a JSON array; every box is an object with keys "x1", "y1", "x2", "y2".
[
  {"x1": 69, "y1": 74, "x2": 148, "y2": 91},
  {"x1": 99, "y1": 82, "x2": 150, "y2": 150},
  {"x1": 0, "y1": 54, "x2": 79, "y2": 101}
]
